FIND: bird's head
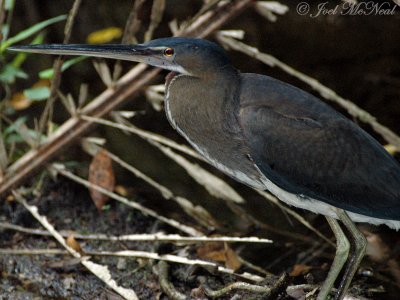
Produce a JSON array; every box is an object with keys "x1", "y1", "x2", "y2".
[{"x1": 8, "y1": 37, "x2": 233, "y2": 80}]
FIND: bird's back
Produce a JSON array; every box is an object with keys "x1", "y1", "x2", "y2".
[{"x1": 238, "y1": 73, "x2": 400, "y2": 221}]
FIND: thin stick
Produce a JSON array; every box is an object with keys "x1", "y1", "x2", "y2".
[
  {"x1": 81, "y1": 115, "x2": 204, "y2": 160},
  {"x1": 13, "y1": 192, "x2": 139, "y2": 300},
  {"x1": 38, "y1": 0, "x2": 82, "y2": 139},
  {"x1": 102, "y1": 149, "x2": 218, "y2": 228},
  {"x1": 51, "y1": 163, "x2": 203, "y2": 237},
  {"x1": 257, "y1": 190, "x2": 334, "y2": 247},
  {"x1": 0, "y1": 221, "x2": 272, "y2": 243}
]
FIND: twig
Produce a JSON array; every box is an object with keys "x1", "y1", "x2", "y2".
[
  {"x1": 0, "y1": 248, "x2": 68, "y2": 255},
  {"x1": 257, "y1": 190, "x2": 334, "y2": 247},
  {"x1": 0, "y1": 0, "x2": 254, "y2": 197},
  {"x1": 216, "y1": 33, "x2": 400, "y2": 148},
  {"x1": 147, "y1": 139, "x2": 246, "y2": 204},
  {"x1": 155, "y1": 261, "x2": 186, "y2": 300},
  {"x1": 50, "y1": 163, "x2": 203, "y2": 237},
  {"x1": 0, "y1": 221, "x2": 272, "y2": 243},
  {"x1": 0, "y1": 246, "x2": 264, "y2": 282},
  {"x1": 113, "y1": 0, "x2": 146, "y2": 80},
  {"x1": 38, "y1": 0, "x2": 82, "y2": 140},
  {"x1": 82, "y1": 115, "x2": 203, "y2": 160},
  {"x1": 13, "y1": 191, "x2": 139, "y2": 300},
  {"x1": 183, "y1": 0, "x2": 254, "y2": 38},
  {"x1": 122, "y1": 0, "x2": 146, "y2": 45},
  {"x1": 98, "y1": 148, "x2": 219, "y2": 228},
  {"x1": 204, "y1": 272, "x2": 288, "y2": 298},
  {"x1": 144, "y1": 0, "x2": 166, "y2": 42}
]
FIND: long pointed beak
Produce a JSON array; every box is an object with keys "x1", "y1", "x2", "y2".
[{"x1": 7, "y1": 44, "x2": 153, "y2": 62}]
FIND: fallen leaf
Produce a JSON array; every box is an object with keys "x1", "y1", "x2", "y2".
[
  {"x1": 224, "y1": 243, "x2": 242, "y2": 270},
  {"x1": 197, "y1": 242, "x2": 226, "y2": 262},
  {"x1": 290, "y1": 264, "x2": 312, "y2": 277},
  {"x1": 88, "y1": 148, "x2": 115, "y2": 210},
  {"x1": 115, "y1": 185, "x2": 128, "y2": 197},
  {"x1": 196, "y1": 242, "x2": 242, "y2": 270},
  {"x1": 363, "y1": 230, "x2": 389, "y2": 263},
  {"x1": 66, "y1": 235, "x2": 82, "y2": 253}
]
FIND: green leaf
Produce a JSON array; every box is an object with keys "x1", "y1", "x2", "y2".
[
  {"x1": 12, "y1": 33, "x2": 45, "y2": 68},
  {"x1": 0, "y1": 14, "x2": 67, "y2": 53},
  {"x1": 4, "y1": 116, "x2": 27, "y2": 135},
  {"x1": 5, "y1": 0, "x2": 15, "y2": 10},
  {"x1": 1, "y1": 24, "x2": 10, "y2": 40},
  {"x1": 39, "y1": 56, "x2": 87, "y2": 79},
  {"x1": 23, "y1": 86, "x2": 51, "y2": 101},
  {"x1": 0, "y1": 64, "x2": 28, "y2": 84}
]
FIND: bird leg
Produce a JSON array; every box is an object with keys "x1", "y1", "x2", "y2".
[
  {"x1": 317, "y1": 216, "x2": 350, "y2": 300},
  {"x1": 334, "y1": 209, "x2": 367, "y2": 300}
]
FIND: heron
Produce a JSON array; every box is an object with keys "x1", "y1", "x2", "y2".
[{"x1": 9, "y1": 37, "x2": 400, "y2": 300}]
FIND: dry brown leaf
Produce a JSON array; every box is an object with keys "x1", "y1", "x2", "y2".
[
  {"x1": 10, "y1": 92, "x2": 31, "y2": 110},
  {"x1": 115, "y1": 185, "x2": 128, "y2": 197},
  {"x1": 290, "y1": 264, "x2": 312, "y2": 277},
  {"x1": 197, "y1": 242, "x2": 226, "y2": 262},
  {"x1": 10, "y1": 79, "x2": 51, "y2": 110},
  {"x1": 224, "y1": 243, "x2": 242, "y2": 270},
  {"x1": 66, "y1": 235, "x2": 82, "y2": 253},
  {"x1": 363, "y1": 230, "x2": 390, "y2": 263},
  {"x1": 196, "y1": 242, "x2": 241, "y2": 270},
  {"x1": 88, "y1": 148, "x2": 115, "y2": 210}
]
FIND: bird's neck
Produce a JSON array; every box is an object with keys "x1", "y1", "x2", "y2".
[{"x1": 165, "y1": 69, "x2": 240, "y2": 131}]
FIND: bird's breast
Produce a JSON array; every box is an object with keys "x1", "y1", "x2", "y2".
[{"x1": 164, "y1": 75, "x2": 266, "y2": 188}]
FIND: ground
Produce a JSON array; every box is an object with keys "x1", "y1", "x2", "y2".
[{"x1": 1, "y1": 178, "x2": 399, "y2": 299}]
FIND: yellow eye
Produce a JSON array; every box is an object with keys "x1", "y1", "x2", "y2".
[{"x1": 164, "y1": 47, "x2": 174, "y2": 57}]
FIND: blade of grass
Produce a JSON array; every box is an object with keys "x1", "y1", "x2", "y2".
[{"x1": 0, "y1": 14, "x2": 67, "y2": 53}]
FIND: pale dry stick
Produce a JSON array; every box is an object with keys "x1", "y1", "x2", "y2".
[
  {"x1": 0, "y1": 0, "x2": 254, "y2": 197},
  {"x1": 257, "y1": 190, "x2": 334, "y2": 247},
  {"x1": 144, "y1": 138, "x2": 246, "y2": 204},
  {"x1": 38, "y1": 0, "x2": 82, "y2": 140},
  {"x1": 81, "y1": 115, "x2": 204, "y2": 160},
  {"x1": 216, "y1": 33, "x2": 400, "y2": 148},
  {"x1": 101, "y1": 148, "x2": 219, "y2": 228},
  {"x1": 76, "y1": 249, "x2": 266, "y2": 282},
  {"x1": 144, "y1": 0, "x2": 166, "y2": 42},
  {"x1": 0, "y1": 247, "x2": 264, "y2": 282},
  {"x1": 0, "y1": 248, "x2": 67, "y2": 255},
  {"x1": 13, "y1": 192, "x2": 139, "y2": 300},
  {"x1": 113, "y1": 0, "x2": 147, "y2": 81},
  {"x1": 0, "y1": 221, "x2": 272, "y2": 243},
  {"x1": 50, "y1": 163, "x2": 203, "y2": 237}
]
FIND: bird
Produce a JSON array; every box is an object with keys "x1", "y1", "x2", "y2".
[{"x1": 9, "y1": 37, "x2": 400, "y2": 300}]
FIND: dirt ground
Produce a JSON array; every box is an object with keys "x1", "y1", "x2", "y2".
[{"x1": 1, "y1": 178, "x2": 399, "y2": 300}]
